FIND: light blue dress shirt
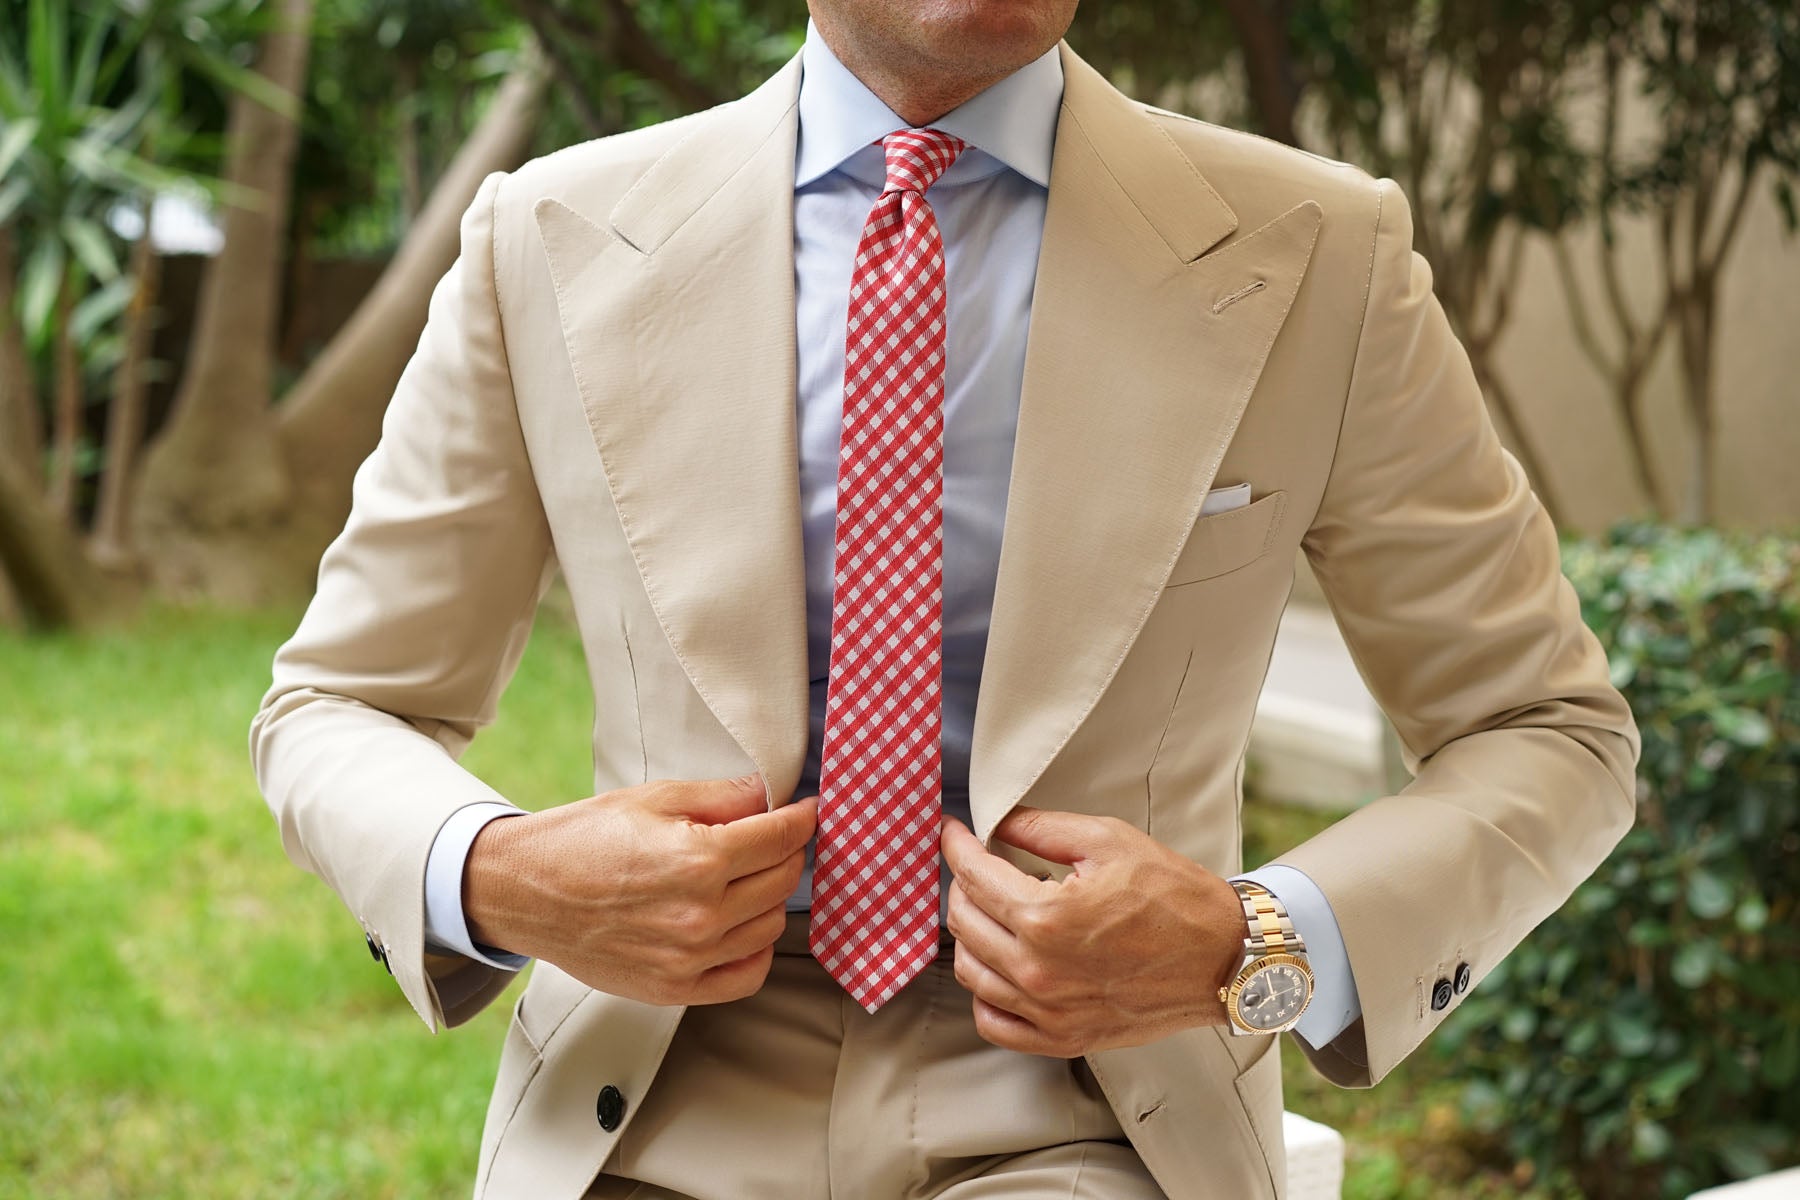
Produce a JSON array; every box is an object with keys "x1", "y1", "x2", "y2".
[{"x1": 424, "y1": 23, "x2": 1361, "y2": 1049}]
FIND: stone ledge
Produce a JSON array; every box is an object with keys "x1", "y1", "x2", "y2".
[
  {"x1": 1283, "y1": 1110, "x2": 1346, "y2": 1199},
  {"x1": 1250, "y1": 603, "x2": 1385, "y2": 810},
  {"x1": 1687, "y1": 1169, "x2": 1800, "y2": 1198}
]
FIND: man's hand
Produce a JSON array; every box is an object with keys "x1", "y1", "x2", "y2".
[
  {"x1": 464, "y1": 776, "x2": 816, "y2": 1006},
  {"x1": 941, "y1": 808, "x2": 1244, "y2": 1057}
]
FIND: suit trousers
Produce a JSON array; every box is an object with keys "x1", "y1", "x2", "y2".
[{"x1": 584, "y1": 915, "x2": 1166, "y2": 1199}]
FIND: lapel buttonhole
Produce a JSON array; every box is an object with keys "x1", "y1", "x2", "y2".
[{"x1": 1212, "y1": 279, "x2": 1267, "y2": 315}]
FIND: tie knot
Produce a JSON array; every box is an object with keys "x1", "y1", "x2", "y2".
[{"x1": 880, "y1": 129, "x2": 966, "y2": 196}]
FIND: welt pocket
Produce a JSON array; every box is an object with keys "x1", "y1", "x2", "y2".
[{"x1": 1164, "y1": 490, "x2": 1287, "y2": 588}]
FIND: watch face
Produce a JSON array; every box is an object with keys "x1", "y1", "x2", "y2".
[{"x1": 1234, "y1": 960, "x2": 1312, "y2": 1032}]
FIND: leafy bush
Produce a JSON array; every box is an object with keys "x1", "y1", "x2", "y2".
[{"x1": 1437, "y1": 524, "x2": 1800, "y2": 1199}]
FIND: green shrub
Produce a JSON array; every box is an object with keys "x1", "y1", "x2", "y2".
[{"x1": 1437, "y1": 524, "x2": 1800, "y2": 1199}]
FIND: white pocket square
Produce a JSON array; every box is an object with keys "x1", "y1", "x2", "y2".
[{"x1": 1199, "y1": 481, "x2": 1252, "y2": 516}]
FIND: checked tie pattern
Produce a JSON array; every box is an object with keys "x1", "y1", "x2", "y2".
[{"x1": 811, "y1": 129, "x2": 967, "y2": 1012}]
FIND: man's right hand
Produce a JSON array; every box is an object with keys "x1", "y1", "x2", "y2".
[{"x1": 463, "y1": 775, "x2": 817, "y2": 1006}]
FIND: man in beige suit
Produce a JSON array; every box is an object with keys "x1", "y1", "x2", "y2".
[{"x1": 251, "y1": 1, "x2": 1640, "y2": 1196}]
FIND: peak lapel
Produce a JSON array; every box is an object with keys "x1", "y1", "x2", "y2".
[
  {"x1": 534, "y1": 57, "x2": 811, "y2": 806},
  {"x1": 969, "y1": 47, "x2": 1323, "y2": 841}
]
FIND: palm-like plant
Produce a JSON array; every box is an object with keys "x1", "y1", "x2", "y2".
[
  {"x1": 0, "y1": 0, "x2": 278, "y2": 548},
  {"x1": 0, "y1": 0, "x2": 187, "y2": 521}
]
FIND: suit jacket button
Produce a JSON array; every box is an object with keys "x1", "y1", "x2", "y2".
[
  {"x1": 365, "y1": 933, "x2": 381, "y2": 962},
  {"x1": 596, "y1": 1085, "x2": 626, "y2": 1132},
  {"x1": 1453, "y1": 962, "x2": 1473, "y2": 995},
  {"x1": 1430, "y1": 978, "x2": 1454, "y2": 1011}
]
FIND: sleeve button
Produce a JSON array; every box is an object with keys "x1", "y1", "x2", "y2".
[
  {"x1": 1430, "y1": 978, "x2": 1454, "y2": 1011},
  {"x1": 596, "y1": 1085, "x2": 627, "y2": 1132},
  {"x1": 1453, "y1": 962, "x2": 1473, "y2": 995}
]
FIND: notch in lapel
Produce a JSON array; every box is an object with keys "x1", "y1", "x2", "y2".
[
  {"x1": 532, "y1": 57, "x2": 813, "y2": 808},
  {"x1": 969, "y1": 47, "x2": 1324, "y2": 842}
]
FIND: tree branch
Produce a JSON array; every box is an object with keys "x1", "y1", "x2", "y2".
[
  {"x1": 1701, "y1": 154, "x2": 1760, "y2": 274},
  {"x1": 601, "y1": 0, "x2": 727, "y2": 115},
  {"x1": 513, "y1": 0, "x2": 610, "y2": 137},
  {"x1": 1551, "y1": 237, "x2": 1618, "y2": 378}
]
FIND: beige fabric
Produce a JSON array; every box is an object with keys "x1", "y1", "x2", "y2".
[
  {"x1": 580, "y1": 917, "x2": 1164, "y2": 1200},
  {"x1": 250, "y1": 40, "x2": 1640, "y2": 1200}
]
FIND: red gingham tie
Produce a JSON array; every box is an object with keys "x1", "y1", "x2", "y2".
[{"x1": 810, "y1": 129, "x2": 967, "y2": 1012}]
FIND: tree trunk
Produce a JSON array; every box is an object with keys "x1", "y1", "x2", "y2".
[
  {"x1": 46, "y1": 266, "x2": 80, "y2": 522},
  {"x1": 1676, "y1": 297, "x2": 1716, "y2": 525},
  {"x1": 90, "y1": 226, "x2": 160, "y2": 570},
  {"x1": 274, "y1": 52, "x2": 547, "y2": 551},
  {"x1": 132, "y1": 0, "x2": 314, "y2": 594},
  {"x1": 1217, "y1": 0, "x2": 1300, "y2": 145},
  {"x1": 278, "y1": 191, "x2": 319, "y2": 365},
  {"x1": 1615, "y1": 366, "x2": 1669, "y2": 521},
  {"x1": 123, "y1": 48, "x2": 545, "y2": 603},
  {"x1": 0, "y1": 445, "x2": 111, "y2": 628},
  {"x1": 0, "y1": 226, "x2": 42, "y2": 482}
]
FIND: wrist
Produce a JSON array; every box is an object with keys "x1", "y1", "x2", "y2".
[
  {"x1": 463, "y1": 811, "x2": 532, "y2": 957},
  {"x1": 1200, "y1": 871, "x2": 1244, "y2": 1019},
  {"x1": 1219, "y1": 879, "x2": 1315, "y2": 1035}
]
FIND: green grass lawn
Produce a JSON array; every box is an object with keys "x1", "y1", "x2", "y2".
[{"x1": 1, "y1": 602, "x2": 1537, "y2": 1198}]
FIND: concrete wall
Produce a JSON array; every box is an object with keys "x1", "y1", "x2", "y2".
[{"x1": 1495, "y1": 183, "x2": 1800, "y2": 533}]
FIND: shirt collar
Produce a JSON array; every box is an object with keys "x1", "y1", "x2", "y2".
[{"x1": 794, "y1": 20, "x2": 1063, "y2": 190}]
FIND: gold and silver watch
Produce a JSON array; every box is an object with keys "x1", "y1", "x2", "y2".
[{"x1": 1218, "y1": 880, "x2": 1314, "y2": 1036}]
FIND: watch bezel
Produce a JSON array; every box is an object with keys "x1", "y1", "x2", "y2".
[{"x1": 1221, "y1": 952, "x2": 1315, "y2": 1035}]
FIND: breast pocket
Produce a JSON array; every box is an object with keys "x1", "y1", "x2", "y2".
[{"x1": 1164, "y1": 490, "x2": 1287, "y2": 588}]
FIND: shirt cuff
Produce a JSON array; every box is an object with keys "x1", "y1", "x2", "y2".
[
  {"x1": 1233, "y1": 863, "x2": 1361, "y2": 1049},
  {"x1": 423, "y1": 802, "x2": 531, "y2": 971}
]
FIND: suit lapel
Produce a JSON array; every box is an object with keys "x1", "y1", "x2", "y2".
[
  {"x1": 969, "y1": 47, "x2": 1323, "y2": 840},
  {"x1": 533, "y1": 57, "x2": 812, "y2": 806}
]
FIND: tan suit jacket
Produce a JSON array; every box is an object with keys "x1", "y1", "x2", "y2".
[{"x1": 251, "y1": 43, "x2": 1639, "y2": 1200}]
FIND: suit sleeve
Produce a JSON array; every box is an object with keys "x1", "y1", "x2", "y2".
[
  {"x1": 1277, "y1": 178, "x2": 1640, "y2": 1087},
  {"x1": 249, "y1": 170, "x2": 554, "y2": 1032}
]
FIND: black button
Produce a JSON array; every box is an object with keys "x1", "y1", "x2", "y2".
[
  {"x1": 365, "y1": 933, "x2": 381, "y2": 962},
  {"x1": 596, "y1": 1085, "x2": 626, "y2": 1132},
  {"x1": 1430, "y1": 978, "x2": 1454, "y2": 1011},
  {"x1": 380, "y1": 946, "x2": 393, "y2": 975},
  {"x1": 1453, "y1": 962, "x2": 1473, "y2": 995}
]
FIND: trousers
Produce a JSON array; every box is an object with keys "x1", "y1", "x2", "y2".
[{"x1": 584, "y1": 915, "x2": 1166, "y2": 1199}]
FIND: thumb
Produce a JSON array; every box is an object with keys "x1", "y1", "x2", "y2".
[
  {"x1": 989, "y1": 806, "x2": 1115, "y2": 869},
  {"x1": 661, "y1": 773, "x2": 770, "y2": 825}
]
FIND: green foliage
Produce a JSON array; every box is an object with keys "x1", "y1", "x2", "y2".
[
  {"x1": 514, "y1": 0, "x2": 803, "y2": 145},
  {"x1": 1615, "y1": 0, "x2": 1800, "y2": 231},
  {"x1": 1439, "y1": 524, "x2": 1800, "y2": 1199},
  {"x1": 298, "y1": 0, "x2": 523, "y2": 255},
  {"x1": 1, "y1": 0, "x2": 145, "y2": 347}
]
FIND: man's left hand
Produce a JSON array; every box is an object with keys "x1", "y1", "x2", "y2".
[{"x1": 940, "y1": 808, "x2": 1245, "y2": 1058}]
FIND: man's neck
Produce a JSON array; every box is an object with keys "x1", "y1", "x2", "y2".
[{"x1": 809, "y1": 14, "x2": 1014, "y2": 127}]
